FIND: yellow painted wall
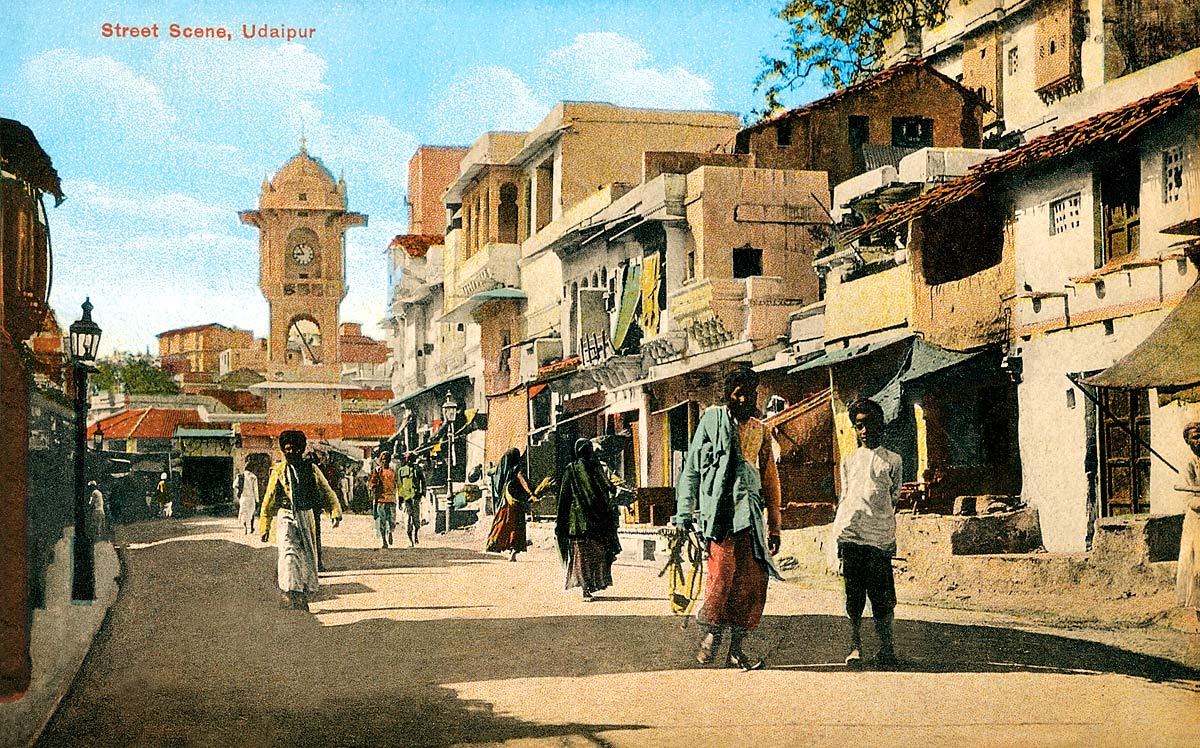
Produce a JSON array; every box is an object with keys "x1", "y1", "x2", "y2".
[{"x1": 824, "y1": 265, "x2": 913, "y2": 343}]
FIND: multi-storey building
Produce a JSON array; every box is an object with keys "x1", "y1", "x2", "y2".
[
  {"x1": 0, "y1": 118, "x2": 64, "y2": 699},
  {"x1": 442, "y1": 104, "x2": 741, "y2": 482},
  {"x1": 157, "y1": 323, "x2": 254, "y2": 377}
]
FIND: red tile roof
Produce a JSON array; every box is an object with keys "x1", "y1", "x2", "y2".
[
  {"x1": 341, "y1": 413, "x2": 397, "y2": 439},
  {"x1": 239, "y1": 413, "x2": 396, "y2": 440},
  {"x1": 88, "y1": 408, "x2": 201, "y2": 439},
  {"x1": 746, "y1": 60, "x2": 989, "y2": 134},
  {"x1": 388, "y1": 234, "x2": 443, "y2": 258},
  {"x1": 843, "y1": 76, "x2": 1199, "y2": 242},
  {"x1": 341, "y1": 388, "x2": 393, "y2": 400}
]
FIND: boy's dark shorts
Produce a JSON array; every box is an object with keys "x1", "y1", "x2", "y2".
[{"x1": 839, "y1": 541, "x2": 896, "y2": 615}]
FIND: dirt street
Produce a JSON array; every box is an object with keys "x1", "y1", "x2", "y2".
[{"x1": 35, "y1": 516, "x2": 1199, "y2": 748}]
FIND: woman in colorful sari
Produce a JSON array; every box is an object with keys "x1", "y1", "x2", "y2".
[
  {"x1": 486, "y1": 447, "x2": 533, "y2": 560},
  {"x1": 556, "y1": 439, "x2": 622, "y2": 601}
]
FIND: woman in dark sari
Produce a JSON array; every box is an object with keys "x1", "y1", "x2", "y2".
[
  {"x1": 556, "y1": 439, "x2": 621, "y2": 600},
  {"x1": 486, "y1": 447, "x2": 533, "y2": 560}
]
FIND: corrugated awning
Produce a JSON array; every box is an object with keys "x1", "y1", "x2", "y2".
[
  {"x1": 788, "y1": 334, "x2": 913, "y2": 373},
  {"x1": 438, "y1": 287, "x2": 527, "y2": 324},
  {"x1": 386, "y1": 374, "x2": 471, "y2": 410},
  {"x1": 1085, "y1": 280, "x2": 1200, "y2": 391}
]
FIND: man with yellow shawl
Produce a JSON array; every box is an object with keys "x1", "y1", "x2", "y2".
[{"x1": 259, "y1": 430, "x2": 343, "y2": 611}]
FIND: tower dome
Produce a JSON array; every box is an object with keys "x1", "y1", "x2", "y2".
[{"x1": 259, "y1": 140, "x2": 347, "y2": 210}]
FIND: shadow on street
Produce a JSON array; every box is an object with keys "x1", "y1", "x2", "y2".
[{"x1": 35, "y1": 523, "x2": 1200, "y2": 747}]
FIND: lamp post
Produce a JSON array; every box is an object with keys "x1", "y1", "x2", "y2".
[
  {"x1": 69, "y1": 298, "x2": 102, "y2": 602},
  {"x1": 441, "y1": 392, "x2": 459, "y2": 533},
  {"x1": 92, "y1": 426, "x2": 104, "y2": 451}
]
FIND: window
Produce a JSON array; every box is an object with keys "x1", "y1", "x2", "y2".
[
  {"x1": 849, "y1": 115, "x2": 870, "y2": 154},
  {"x1": 498, "y1": 182, "x2": 519, "y2": 242},
  {"x1": 535, "y1": 157, "x2": 554, "y2": 232},
  {"x1": 776, "y1": 121, "x2": 792, "y2": 148},
  {"x1": 1008, "y1": 46, "x2": 1019, "y2": 76},
  {"x1": 1097, "y1": 152, "x2": 1141, "y2": 267},
  {"x1": 497, "y1": 330, "x2": 512, "y2": 378},
  {"x1": 891, "y1": 117, "x2": 933, "y2": 148},
  {"x1": 1163, "y1": 146, "x2": 1184, "y2": 203},
  {"x1": 732, "y1": 245, "x2": 762, "y2": 279},
  {"x1": 298, "y1": 192, "x2": 307, "y2": 201},
  {"x1": 1050, "y1": 193, "x2": 1081, "y2": 235}
]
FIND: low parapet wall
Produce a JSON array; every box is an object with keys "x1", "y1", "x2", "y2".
[{"x1": 776, "y1": 509, "x2": 1181, "y2": 625}]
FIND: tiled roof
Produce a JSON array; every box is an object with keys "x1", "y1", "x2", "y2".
[
  {"x1": 341, "y1": 388, "x2": 393, "y2": 400},
  {"x1": 388, "y1": 234, "x2": 443, "y2": 257},
  {"x1": 88, "y1": 408, "x2": 201, "y2": 439},
  {"x1": 341, "y1": 413, "x2": 397, "y2": 439},
  {"x1": 745, "y1": 60, "x2": 988, "y2": 134},
  {"x1": 843, "y1": 76, "x2": 1199, "y2": 242},
  {"x1": 239, "y1": 413, "x2": 396, "y2": 440}
]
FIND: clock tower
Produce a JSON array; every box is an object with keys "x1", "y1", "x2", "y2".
[{"x1": 239, "y1": 141, "x2": 367, "y2": 425}]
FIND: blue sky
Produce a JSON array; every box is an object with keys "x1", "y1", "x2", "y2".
[{"x1": 1, "y1": 0, "x2": 828, "y2": 354}]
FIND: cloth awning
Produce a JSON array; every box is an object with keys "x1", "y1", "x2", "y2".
[
  {"x1": 438, "y1": 287, "x2": 527, "y2": 324},
  {"x1": 765, "y1": 388, "x2": 832, "y2": 460},
  {"x1": 1085, "y1": 280, "x2": 1200, "y2": 391},
  {"x1": 611, "y1": 263, "x2": 643, "y2": 351},
  {"x1": 872, "y1": 338, "x2": 988, "y2": 422}
]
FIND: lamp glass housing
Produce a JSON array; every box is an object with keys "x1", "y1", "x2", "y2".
[{"x1": 69, "y1": 298, "x2": 103, "y2": 364}]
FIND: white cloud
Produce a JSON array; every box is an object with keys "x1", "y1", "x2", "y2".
[
  {"x1": 62, "y1": 180, "x2": 230, "y2": 231},
  {"x1": 21, "y1": 49, "x2": 176, "y2": 136},
  {"x1": 431, "y1": 65, "x2": 547, "y2": 144},
  {"x1": 541, "y1": 32, "x2": 715, "y2": 110}
]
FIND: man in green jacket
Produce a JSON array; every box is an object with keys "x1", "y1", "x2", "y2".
[{"x1": 674, "y1": 367, "x2": 782, "y2": 670}]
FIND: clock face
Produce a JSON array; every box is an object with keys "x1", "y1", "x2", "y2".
[{"x1": 291, "y1": 243, "x2": 316, "y2": 265}]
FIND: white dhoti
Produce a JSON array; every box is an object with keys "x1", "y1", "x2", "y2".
[
  {"x1": 275, "y1": 509, "x2": 319, "y2": 594},
  {"x1": 238, "y1": 494, "x2": 257, "y2": 527}
]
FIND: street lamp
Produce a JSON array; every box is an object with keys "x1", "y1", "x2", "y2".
[
  {"x1": 441, "y1": 392, "x2": 459, "y2": 533},
  {"x1": 69, "y1": 298, "x2": 102, "y2": 602},
  {"x1": 92, "y1": 425, "x2": 104, "y2": 451}
]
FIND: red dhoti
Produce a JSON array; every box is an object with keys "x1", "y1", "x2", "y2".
[{"x1": 698, "y1": 528, "x2": 768, "y2": 631}]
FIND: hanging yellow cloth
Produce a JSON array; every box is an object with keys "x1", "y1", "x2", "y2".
[{"x1": 640, "y1": 252, "x2": 661, "y2": 337}]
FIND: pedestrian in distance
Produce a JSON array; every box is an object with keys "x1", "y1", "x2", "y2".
[
  {"x1": 1174, "y1": 420, "x2": 1200, "y2": 609},
  {"x1": 259, "y1": 430, "x2": 343, "y2": 611},
  {"x1": 234, "y1": 460, "x2": 259, "y2": 535},
  {"x1": 367, "y1": 451, "x2": 399, "y2": 549},
  {"x1": 153, "y1": 472, "x2": 173, "y2": 518},
  {"x1": 555, "y1": 439, "x2": 622, "y2": 601},
  {"x1": 674, "y1": 366, "x2": 781, "y2": 671},
  {"x1": 485, "y1": 447, "x2": 533, "y2": 561},
  {"x1": 397, "y1": 452, "x2": 425, "y2": 547},
  {"x1": 829, "y1": 398, "x2": 903, "y2": 670},
  {"x1": 88, "y1": 481, "x2": 109, "y2": 541}
]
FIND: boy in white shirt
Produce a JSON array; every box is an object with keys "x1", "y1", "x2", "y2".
[{"x1": 830, "y1": 398, "x2": 903, "y2": 669}]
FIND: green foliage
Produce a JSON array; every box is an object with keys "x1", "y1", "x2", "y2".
[
  {"x1": 93, "y1": 353, "x2": 180, "y2": 395},
  {"x1": 755, "y1": 0, "x2": 950, "y2": 119}
]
